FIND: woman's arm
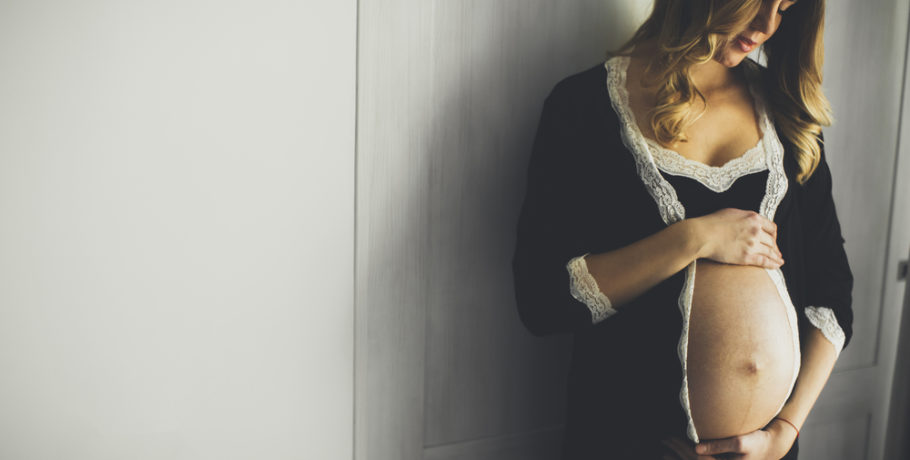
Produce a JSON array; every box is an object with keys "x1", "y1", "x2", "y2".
[
  {"x1": 513, "y1": 81, "x2": 707, "y2": 335},
  {"x1": 581, "y1": 219, "x2": 702, "y2": 308},
  {"x1": 583, "y1": 209, "x2": 784, "y2": 309},
  {"x1": 769, "y1": 326, "x2": 838, "y2": 446},
  {"x1": 772, "y1": 136, "x2": 854, "y2": 443},
  {"x1": 799, "y1": 139, "x2": 854, "y2": 350},
  {"x1": 512, "y1": 83, "x2": 605, "y2": 336}
]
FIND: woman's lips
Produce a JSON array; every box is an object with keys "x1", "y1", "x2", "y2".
[{"x1": 735, "y1": 35, "x2": 757, "y2": 52}]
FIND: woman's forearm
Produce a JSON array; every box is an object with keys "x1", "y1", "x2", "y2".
[
  {"x1": 583, "y1": 218, "x2": 705, "y2": 308},
  {"x1": 770, "y1": 326, "x2": 839, "y2": 445}
]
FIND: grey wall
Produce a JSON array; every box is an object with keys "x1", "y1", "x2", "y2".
[{"x1": 0, "y1": 1, "x2": 355, "y2": 459}]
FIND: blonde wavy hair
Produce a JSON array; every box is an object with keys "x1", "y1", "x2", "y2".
[{"x1": 608, "y1": 0, "x2": 832, "y2": 185}]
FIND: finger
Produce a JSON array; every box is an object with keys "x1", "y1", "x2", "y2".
[
  {"x1": 696, "y1": 437, "x2": 747, "y2": 456},
  {"x1": 759, "y1": 239, "x2": 784, "y2": 267},
  {"x1": 662, "y1": 436, "x2": 699, "y2": 460},
  {"x1": 758, "y1": 221, "x2": 781, "y2": 253},
  {"x1": 759, "y1": 216, "x2": 777, "y2": 238},
  {"x1": 757, "y1": 229, "x2": 782, "y2": 258},
  {"x1": 746, "y1": 252, "x2": 780, "y2": 270}
]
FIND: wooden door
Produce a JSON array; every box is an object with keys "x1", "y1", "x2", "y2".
[{"x1": 797, "y1": 1, "x2": 910, "y2": 459}]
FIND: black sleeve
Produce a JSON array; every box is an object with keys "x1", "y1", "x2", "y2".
[
  {"x1": 799, "y1": 134, "x2": 855, "y2": 350},
  {"x1": 511, "y1": 84, "x2": 599, "y2": 337}
]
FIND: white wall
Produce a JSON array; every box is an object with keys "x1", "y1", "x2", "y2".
[{"x1": 0, "y1": 2, "x2": 355, "y2": 459}]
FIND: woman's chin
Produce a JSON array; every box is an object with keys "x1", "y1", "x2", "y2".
[{"x1": 713, "y1": 50, "x2": 748, "y2": 68}]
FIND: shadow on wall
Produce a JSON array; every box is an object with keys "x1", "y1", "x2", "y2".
[{"x1": 417, "y1": 0, "x2": 652, "y2": 448}]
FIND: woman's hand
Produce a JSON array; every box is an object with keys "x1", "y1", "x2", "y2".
[
  {"x1": 656, "y1": 419, "x2": 796, "y2": 460},
  {"x1": 690, "y1": 208, "x2": 784, "y2": 269},
  {"x1": 692, "y1": 419, "x2": 798, "y2": 459}
]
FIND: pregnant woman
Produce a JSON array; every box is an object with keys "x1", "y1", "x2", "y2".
[{"x1": 511, "y1": 0, "x2": 854, "y2": 459}]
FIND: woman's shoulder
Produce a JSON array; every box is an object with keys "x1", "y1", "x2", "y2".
[
  {"x1": 546, "y1": 60, "x2": 611, "y2": 107},
  {"x1": 539, "y1": 59, "x2": 619, "y2": 136},
  {"x1": 533, "y1": 59, "x2": 636, "y2": 184}
]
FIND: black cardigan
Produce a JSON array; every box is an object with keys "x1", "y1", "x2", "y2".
[{"x1": 511, "y1": 59, "x2": 854, "y2": 459}]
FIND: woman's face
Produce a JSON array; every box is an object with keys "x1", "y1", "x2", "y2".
[{"x1": 714, "y1": 0, "x2": 799, "y2": 67}]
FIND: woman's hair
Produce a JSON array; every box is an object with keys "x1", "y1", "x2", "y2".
[{"x1": 608, "y1": 0, "x2": 831, "y2": 185}]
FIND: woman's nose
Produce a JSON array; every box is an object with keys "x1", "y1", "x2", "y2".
[{"x1": 750, "y1": 4, "x2": 777, "y2": 35}]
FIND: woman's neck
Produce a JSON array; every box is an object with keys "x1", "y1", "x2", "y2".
[
  {"x1": 689, "y1": 59, "x2": 741, "y2": 95},
  {"x1": 631, "y1": 38, "x2": 742, "y2": 95}
]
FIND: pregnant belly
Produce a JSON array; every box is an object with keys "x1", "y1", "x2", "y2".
[{"x1": 686, "y1": 259, "x2": 799, "y2": 440}]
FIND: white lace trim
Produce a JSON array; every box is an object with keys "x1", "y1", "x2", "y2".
[
  {"x1": 604, "y1": 55, "x2": 791, "y2": 444},
  {"x1": 766, "y1": 267, "x2": 802, "y2": 416},
  {"x1": 675, "y1": 261, "x2": 699, "y2": 443},
  {"x1": 648, "y1": 138, "x2": 769, "y2": 193},
  {"x1": 805, "y1": 306, "x2": 845, "y2": 358},
  {"x1": 605, "y1": 55, "x2": 685, "y2": 226},
  {"x1": 566, "y1": 253, "x2": 617, "y2": 324}
]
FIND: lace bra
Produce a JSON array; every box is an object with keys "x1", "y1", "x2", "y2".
[
  {"x1": 648, "y1": 137, "x2": 768, "y2": 193},
  {"x1": 631, "y1": 59, "x2": 772, "y2": 193}
]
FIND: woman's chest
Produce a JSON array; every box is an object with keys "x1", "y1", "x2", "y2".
[{"x1": 660, "y1": 169, "x2": 770, "y2": 218}]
